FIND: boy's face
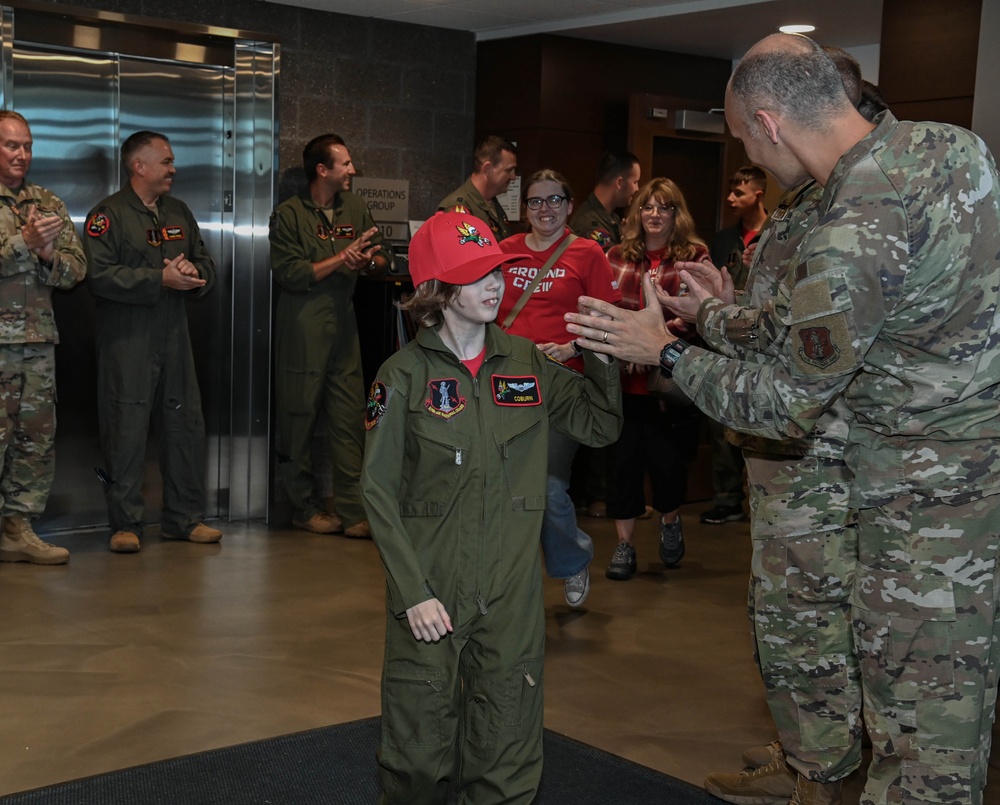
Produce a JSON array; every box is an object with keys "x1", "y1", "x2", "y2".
[{"x1": 444, "y1": 268, "x2": 505, "y2": 326}]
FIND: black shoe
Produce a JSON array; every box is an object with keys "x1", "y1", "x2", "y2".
[
  {"x1": 699, "y1": 503, "x2": 745, "y2": 524},
  {"x1": 606, "y1": 542, "x2": 637, "y2": 580},
  {"x1": 659, "y1": 517, "x2": 685, "y2": 567}
]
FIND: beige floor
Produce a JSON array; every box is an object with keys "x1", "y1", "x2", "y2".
[{"x1": 2, "y1": 509, "x2": 999, "y2": 803}]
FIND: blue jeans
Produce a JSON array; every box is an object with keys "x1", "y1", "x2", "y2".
[{"x1": 541, "y1": 430, "x2": 593, "y2": 579}]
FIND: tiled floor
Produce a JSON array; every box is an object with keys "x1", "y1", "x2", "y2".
[{"x1": 2, "y1": 509, "x2": 999, "y2": 803}]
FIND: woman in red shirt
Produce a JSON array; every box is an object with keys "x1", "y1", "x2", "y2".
[
  {"x1": 498, "y1": 169, "x2": 621, "y2": 607},
  {"x1": 604, "y1": 177, "x2": 711, "y2": 581}
]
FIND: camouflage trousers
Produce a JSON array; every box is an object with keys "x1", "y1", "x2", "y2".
[
  {"x1": 745, "y1": 451, "x2": 863, "y2": 782},
  {"x1": 0, "y1": 343, "x2": 57, "y2": 516},
  {"x1": 853, "y1": 492, "x2": 1000, "y2": 805}
]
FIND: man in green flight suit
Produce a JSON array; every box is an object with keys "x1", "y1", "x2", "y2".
[
  {"x1": 85, "y1": 130, "x2": 222, "y2": 554},
  {"x1": 0, "y1": 111, "x2": 86, "y2": 565},
  {"x1": 569, "y1": 149, "x2": 640, "y2": 251},
  {"x1": 437, "y1": 135, "x2": 517, "y2": 241},
  {"x1": 269, "y1": 133, "x2": 392, "y2": 538}
]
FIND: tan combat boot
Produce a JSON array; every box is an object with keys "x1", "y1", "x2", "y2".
[
  {"x1": 790, "y1": 775, "x2": 843, "y2": 805},
  {"x1": 743, "y1": 739, "x2": 783, "y2": 769},
  {"x1": 0, "y1": 515, "x2": 69, "y2": 565},
  {"x1": 704, "y1": 750, "x2": 796, "y2": 805}
]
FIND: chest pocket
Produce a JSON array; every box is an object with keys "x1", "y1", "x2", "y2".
[
  {"x1": 399, "y1": 417, "x2": 470, "y2": 516},
  {"x1": 493, "y1": 412, "x2": 546, "y2": 511}
]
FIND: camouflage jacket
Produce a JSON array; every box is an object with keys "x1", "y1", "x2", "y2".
[
  {"x1": 698, "y1": 181, "x2": 851, "y2": 460},
  {"x1": 675, "y1": 111, "x2": 1000, "y2": 505},
  {"x1": 0, "y1": 182, "x2": 86, "y2": 344}
]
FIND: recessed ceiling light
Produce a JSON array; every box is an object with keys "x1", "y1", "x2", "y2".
[{"x1": 779, "y1": 24, "x2": 816, "y2": 34}]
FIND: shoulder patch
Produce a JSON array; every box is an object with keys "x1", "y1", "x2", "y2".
[
  {"x1": 86, "y1": 212, "x2": 109, "y2": 238},
  {"x1": 365, "y1": 380, "x2": 389, "y2": 430},
  {"x1": 586, "y1": 228, "x2": 612, "y2": 249},
  {"x1": 425, "y1": 378, "x2": 466, "y2": 419},
  {"x1": 492, "y1": 374, "x2": 542, "y2": 406},
  {"x1": 797, "y1": 326, "x2": 841, "y2": 368}
]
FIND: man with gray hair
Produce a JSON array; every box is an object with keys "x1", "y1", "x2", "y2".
[{"x1": 567, "y1": 33, "x2": 1000, "y2": 805}]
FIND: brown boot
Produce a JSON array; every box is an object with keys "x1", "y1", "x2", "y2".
[
  {"x1": 161, "y1": 522, "x2": 222, "y2": 543},
  {"x1": 790, "y1": 776, "x2": 842, "y2": 805},
  {"x1": 109, "y1": 531, "x2": 140, "y2": 553},
  {"x1": 743, "y1": 739, "x2": 783, "y2": 769},
  {"x1": 292, "y1": 512, "x2": 343, "y2": 534},
  {"x1": 343, "y1": 519, "x2": 372, "y2": 539},
  {"x1": 704, "y1": 751, "x2": 796, "y2": 805},
  {"x1": 0, "y1": 515, "x2": 69, "y2": 565}
]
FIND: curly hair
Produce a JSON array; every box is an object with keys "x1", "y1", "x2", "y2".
[{"x1": 619, "y1": 177, "x2": 706, "y2": 264}]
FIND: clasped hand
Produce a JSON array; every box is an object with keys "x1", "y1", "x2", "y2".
[
  {"x1": 340, "y1": 226, "x2": 382, "y2": 271},
  {"x1": 162, "y1": 252, "x2": 206, "y2": 290}
]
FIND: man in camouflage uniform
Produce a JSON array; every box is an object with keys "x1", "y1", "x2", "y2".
[
  {"x1": 0, "y1": 111, "x2": 86, "y2": 565},
  {"x1": 567, "y1": 34, "x2": 1000, "y2": 805},
  {"x1": 700, "y1": 182, "x2": 861, "y2": 805},
  {"x1": 569, "y1": 150, "x2": 640, "y2": 251},
  {"x1": 438, "y1": 136, "x2": 516, "y2": 241}
]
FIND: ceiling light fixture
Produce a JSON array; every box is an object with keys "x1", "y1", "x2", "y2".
[{"x1": 779, "y1": 24, "x2": 816, "y2": 34}]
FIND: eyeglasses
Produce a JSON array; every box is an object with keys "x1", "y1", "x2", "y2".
[
  {"x1": 525, "y1": 194, "x2": 568, "y2": 210},
  {"x1": 640, "y1": 203, "x2": 676, "y2": 215}
]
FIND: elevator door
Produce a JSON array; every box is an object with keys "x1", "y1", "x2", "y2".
[{"x1": 11, "y1": 45, "x2": 231, "y2": 533}]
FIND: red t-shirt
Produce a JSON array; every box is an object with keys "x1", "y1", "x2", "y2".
[{"x1": 499, "y1": 231, "x2": 621, "y2": 371}]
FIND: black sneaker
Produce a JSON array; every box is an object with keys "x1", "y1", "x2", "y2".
[
  {"x1": 659, "y1": 517, "x2": 685, "y2": 567},
  {"x1": 605, "y1": 541, "x2": 637, "y2": 580},
  {"x1": 699, "y1": 503, "x2": 746, "y2": 524}
]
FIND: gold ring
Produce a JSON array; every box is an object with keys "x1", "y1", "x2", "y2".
[{"x1": 602, "y1": 331, "x2": 609, "y2": 344}]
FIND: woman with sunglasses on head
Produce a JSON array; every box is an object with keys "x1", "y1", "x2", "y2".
[
  {"x1": 498, "y1": 168, "x2": 621, "y2": 608},
  {"x1": 604, "y1": 177, "x2": 712, "y2": 582}
]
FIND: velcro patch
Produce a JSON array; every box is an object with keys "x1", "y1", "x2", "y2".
[
  {"x1": 425, "y1": 378, "x2": 466, "y2": 419},
  {"x1": 492, "y1": 375, "x2": 541, "y2": 406},
  {"x1": 162, "y1": 226, "x2": 185, "y2": 241},
  {"x1": 146, "y1": 228, "x2": 162, "y2": 246},
  {"x1": 334, "y1": 225, "x2": 355, "y2": 239},
  {"x1": 86, "y1": 212, "x2": 109, "y2": 237},
  {"x1": 797, "y1": 326, "x2": 841, "y2": 368}
]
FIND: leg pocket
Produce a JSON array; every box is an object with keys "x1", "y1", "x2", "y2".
[{"x1": 382, "y1": 660, "x2": 445, "y2": 748}]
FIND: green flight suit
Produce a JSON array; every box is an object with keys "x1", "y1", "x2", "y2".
[
  {"x1": 269, "y1": 190, "x2": 392, "y2": 527},
  {"x1": 361, "y1": 324, "x2": 622, "y2": 805},
  {"x1": 0, "y1": 182, "x2": 86, "y2": 517},
  {"x1": 569, "y1": 192, "x2": 620, "y2": 251},
  {"x1": 84, "y1": 185, "x2": 215, "y2": 538},
  {"x1": 438, "y1": 179, "x2": 511, "y2": 241}
]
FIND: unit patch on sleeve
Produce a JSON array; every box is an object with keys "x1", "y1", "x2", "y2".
[
  {"x1": 492, "y1": 375, "x2": 541, "y2": 406},
  {"x1": 425, "y1": 378, "x2": 466, "y2": 420},
  {"x1": 365, "y1": 380, "x2": 389, "y2": 430},
  {"x1": 586, "y1": 228, "x2": 612, "y2": 249},
  {"x1": 797, "y1": 326, "x2": 840, "y2": 368},
  {"x1": 86, "y1": 212, "x2": 110, "y2": 238}
]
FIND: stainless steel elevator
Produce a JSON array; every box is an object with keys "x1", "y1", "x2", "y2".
[{"x1": 0, "y1": 4, "x2": 278, "y2": 532}]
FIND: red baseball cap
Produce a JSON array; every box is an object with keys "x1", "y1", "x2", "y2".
[{"x1": 408, "y1": 212, "x2": 528, "y2": 287}]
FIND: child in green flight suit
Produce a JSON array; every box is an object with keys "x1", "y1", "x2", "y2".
[{"x1": 361, "y1": 211, "x2": 622, "y2": 805}]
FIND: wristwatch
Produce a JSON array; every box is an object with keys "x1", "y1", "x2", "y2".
[{"x1": 658, "y1": 339, "x2": 691, "y2": 378}]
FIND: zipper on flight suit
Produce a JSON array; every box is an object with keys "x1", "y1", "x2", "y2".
[{"x1": 522, "y1": 664, "x2": 537, "y2": 687}]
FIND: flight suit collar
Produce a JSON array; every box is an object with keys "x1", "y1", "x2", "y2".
[{"x1": 416, "y1": 322, "x2": 514, "y2": 363}]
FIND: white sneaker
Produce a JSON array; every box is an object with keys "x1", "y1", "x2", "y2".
[{"x1": 564, "y1": 567, "x2": 590, "y2": 607}]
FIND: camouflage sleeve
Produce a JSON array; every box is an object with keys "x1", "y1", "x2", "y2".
[
  {"x1": 675, "y1": 196, "x2": 904, "y2": 440},
  {"x1": 41, "y1": 196, "x2": 87, "y2": 289}
]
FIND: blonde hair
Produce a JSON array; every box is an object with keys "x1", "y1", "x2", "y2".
[{"x1": 619, "y1": 177, "x2": 705, "y2": 264}]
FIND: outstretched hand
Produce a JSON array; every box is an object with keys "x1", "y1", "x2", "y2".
[{"x1": 565, "y1": 274, "x2": 674, "y2": 366}]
